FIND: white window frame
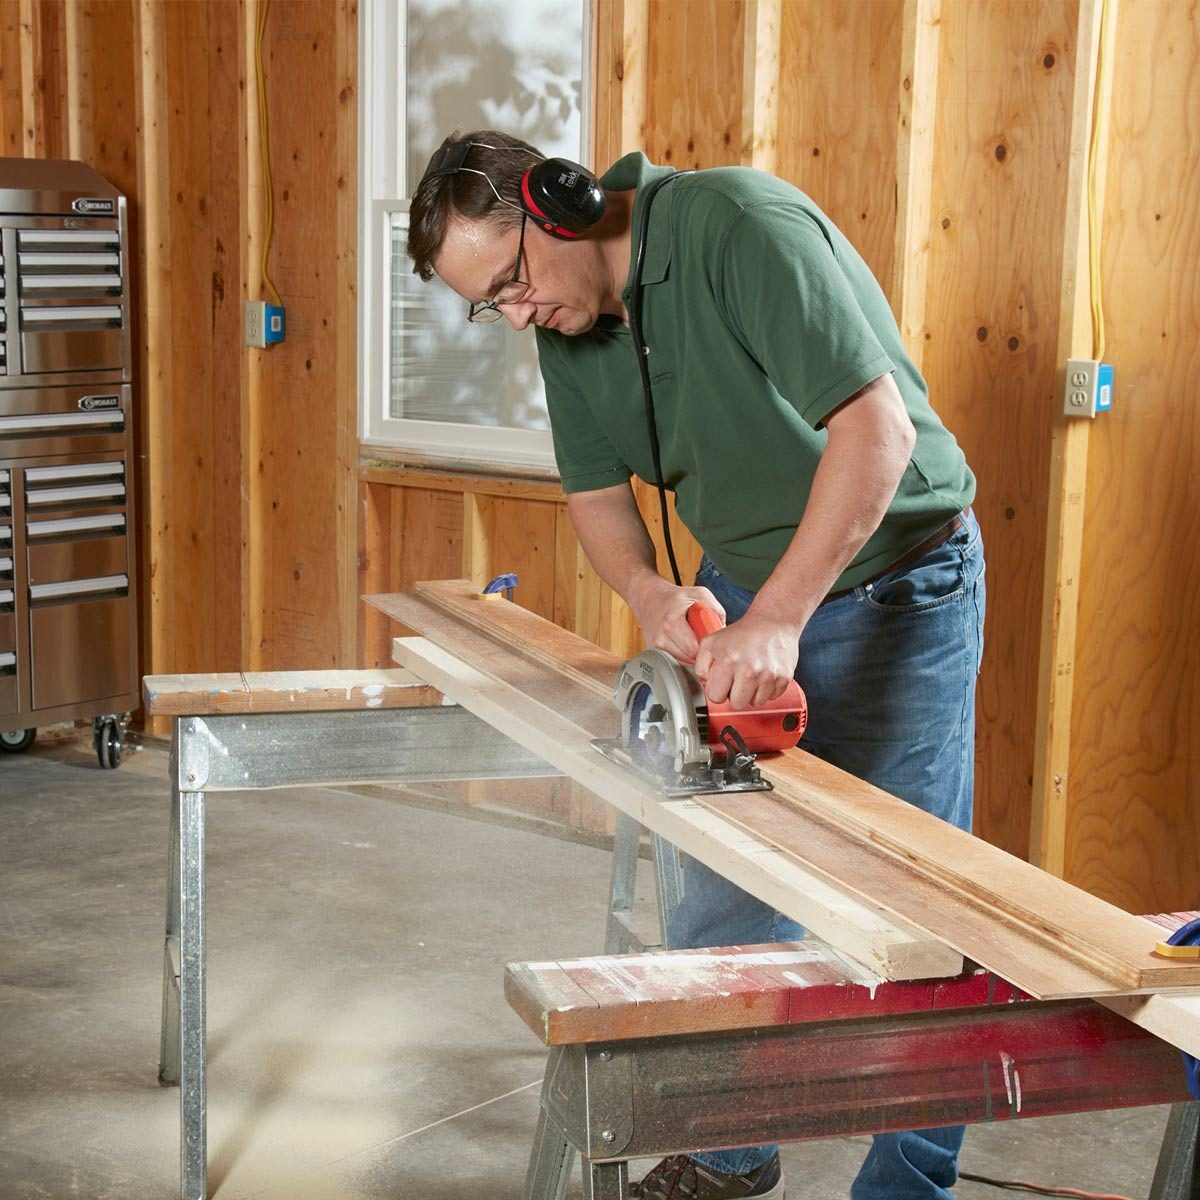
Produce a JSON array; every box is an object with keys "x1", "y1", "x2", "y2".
[{"x1": 357, "y1": 0, "x2": 592, "y2": 471}]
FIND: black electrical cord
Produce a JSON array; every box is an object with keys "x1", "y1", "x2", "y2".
[{"x1": 627, "y1": 169, "x2": 693, "y2": 587}]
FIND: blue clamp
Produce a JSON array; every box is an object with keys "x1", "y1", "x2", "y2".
[
  {"x1": 481, "y1": 572, "x2": 518, "y2": 601},
  {"x1": 1160, "y1": 918, "x2": 1200, "y2": 1098}
]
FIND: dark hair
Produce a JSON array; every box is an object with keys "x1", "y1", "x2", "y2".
[{"x1": 407, "y1": 130, "x2": 544, "y2": 282}]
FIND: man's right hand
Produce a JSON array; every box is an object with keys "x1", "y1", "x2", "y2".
[{"x1": 629, "y1": 576, "x2": 726, "y2": 665}]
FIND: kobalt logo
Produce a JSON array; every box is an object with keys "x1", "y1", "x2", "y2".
[
  {"x1": 79, "y1": 395, "x2": 120, "y2": 411},
  {"x1": 72, "y1": 198, "x2": 116, "y2": 215}
]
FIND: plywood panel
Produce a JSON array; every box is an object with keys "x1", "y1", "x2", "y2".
[
  {"x1": 644, "y1": 0, "x2": 745, "y2": 167},
  {"x1": 776, "y1": 0, "x2": 903, "y2": 290},
  {"x1": 924, "y1": 0, "x2": 1078, "y2": 856},
  {"x1": 1067, "y1": 1, "x2": 1200, "y2": 911}
]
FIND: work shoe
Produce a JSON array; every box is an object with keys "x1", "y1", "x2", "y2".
[{"x1": 630, "y1": 1152, "x2": 784, "y2": 1199}]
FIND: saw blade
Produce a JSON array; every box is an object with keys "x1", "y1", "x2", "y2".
[{"x1": 625, "y1": 681, "x2": 677, "y2": 779}]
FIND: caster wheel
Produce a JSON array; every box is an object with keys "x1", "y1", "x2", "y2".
[
  {"x1": 94, "y1": 718, "x2": 122, "y2": 769},
  {"x1": 0, "y1": 727, "x2": 36, "y2": 754}
]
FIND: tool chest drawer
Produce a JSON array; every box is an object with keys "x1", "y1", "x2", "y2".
[
  {"x1": 27, "y1": 535, "x2": 125, "y2": 585},
  {"x1": 29, "y1": 592, "x2": 131, "y2": 709}
]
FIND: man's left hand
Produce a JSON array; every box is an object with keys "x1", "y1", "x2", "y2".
[{"x1": 694, "y1": 613, "x2": 803, "y2": 709}]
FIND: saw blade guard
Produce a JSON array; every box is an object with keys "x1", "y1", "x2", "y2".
[{"x1": 612, "y1": 649, "x2": 710, "y2": 776}]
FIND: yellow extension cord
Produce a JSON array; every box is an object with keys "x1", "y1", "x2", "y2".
[
  {"x1": 1087, "y1": 0, "x2": 1111, "y2": 362},
  {"x1": 256, "y1": 0, "x2": 282, "y2": 308}
]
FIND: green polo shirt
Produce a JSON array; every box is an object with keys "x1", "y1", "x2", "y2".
[{"x1": 534, "y1": 152, "x2": 975, "y2": 594}]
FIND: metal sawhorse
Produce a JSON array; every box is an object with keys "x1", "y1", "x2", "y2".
[{"x1": 149, "y1": 671, "x2": 681, "y2": 1200}]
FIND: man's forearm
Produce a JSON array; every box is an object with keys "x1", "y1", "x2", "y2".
[
  {"x1": 751, "y1": 378, "x2": 915, "y2": 628},
  {"x1": 566, "y1": 484, "x2": 662, "y2": 611}
]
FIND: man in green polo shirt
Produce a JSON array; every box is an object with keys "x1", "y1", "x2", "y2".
[{"x1": 409, "y1": 130, "x2": 986, "y2": 1200}]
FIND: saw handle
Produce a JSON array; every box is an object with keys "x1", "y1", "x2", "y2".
[{"x1": 686, "y1": 602, "x2": 725, "y2": 641}]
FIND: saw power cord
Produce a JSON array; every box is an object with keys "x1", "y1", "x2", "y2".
[
  {"x1": 628, "y1": 170, "x2": 693, "y2": 588},
  {"x1": 255, "y1": 0, "x2": 282, "y2": 307},
  {"x1": 959, "y1": 1171, "x2": 1132, "y2": 1200}
]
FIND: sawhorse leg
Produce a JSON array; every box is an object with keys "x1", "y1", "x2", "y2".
[
  {"x1": 528, "y1": 819, "x2": 682, "y2": 1199},
  {"x1": 1151, "y1": 1102, "x2": 1200, "y2": 1200},
  {"x1": 158, "y1": 719, "x2": 207, "y2": 1200},
  {"x1": 606, "y1": 811, "x2": 683, "y2": 955}
]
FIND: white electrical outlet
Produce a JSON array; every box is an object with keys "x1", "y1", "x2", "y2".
[
  {"x1": 1064, "y1": 358, "x2": 1115, "y2": 419},
  {"x1": 244, "y1": 300, "x2": 267, "y2": 348}
]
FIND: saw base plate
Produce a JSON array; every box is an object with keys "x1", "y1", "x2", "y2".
[{"x1": 592, "y1": 737, "x2": 775, "y2": 798}]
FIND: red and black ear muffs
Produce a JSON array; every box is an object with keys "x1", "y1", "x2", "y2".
[
  {"x1": 423, "y1": 141, "x2": 606, "y2": 240},
  {"x1": 519, "y1": 157, "x2": 606, "y2": 239}
]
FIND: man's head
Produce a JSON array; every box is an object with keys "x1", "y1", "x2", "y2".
[{"x1": 408, "y1": 130, "x2": 627, "y2": 336}]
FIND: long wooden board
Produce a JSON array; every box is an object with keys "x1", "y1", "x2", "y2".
[
  {"x1": 382, "y1": 626, "x2": 957, "y2": 981},
  {"x1": 370, "y1": 582, "x2": 1200, "y2": 1000},
  {"x1": 143, "y1": 668, "x2": 443, "y2": 717}
]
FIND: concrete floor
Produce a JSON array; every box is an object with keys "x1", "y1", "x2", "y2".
[{"x1": 0, "y1": 731, "x2": 1177, "y2": 1199}]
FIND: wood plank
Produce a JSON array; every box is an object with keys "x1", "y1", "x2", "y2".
[
  {"x1": 509, "y1": 944, "x2": 1044, "y2": 1046},
  {"x1": 892, "y1": 0, "x2": 941, "y2": 369},
  {"x1": 1031, "y1": 0, "x2": 1117, "y2": 877},
  {"x1": 132, "y1": 0, "x2": 174, "y2": 733},
  {"x1": 239, "y1": 0, "x2": 267, "y2": 670},
  {"x1": 334, "y1": 0, "x2": 358, "y2": 672},
  {"x1": 0, "y1": 2, "x2": 22, "y2": 157},
  {"x1": 17, "y1": 0, "x2": 34, "y2": 155},
  {"x1": 404, "y1": 579, "x2": 620, "y2": 693},
  {"x1": 357, "y1": 463, "x2": 565, "y2": 503},
  {"x1": 142, "y1": 668, "x2": 442, "y2": 717},
  {"x1": 740, "y1": 0, "x2": 780, "y2": 173},
  {"x1": 382, "y1": 583, "x2": 1200, "y2": 998},
  {"x1": 461, "y1": 493, "x2": 494, "y2": 590},
  {"x1": 736, "y1": 750, "x2": 1185, "y2": 992},
  {"x1": 379, "y1": 601, "x2": 959, "y2": 983}
]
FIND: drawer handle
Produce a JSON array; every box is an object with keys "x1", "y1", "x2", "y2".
[
  {"x1": 0, "y1": 651, "x2": 14, "y2": 670},
  {"x1": 26, "y1": 483, "x2": 126, "y2": 505},
  {"x1": 19, "y1": 252, "x2": 121, "y2": 268},
  {"x1": 20, "y1": 305, "x2": 123, "y2": 324},
  {"x1": 0, "y1": 412, "x2": 124, "y2": 434},
  {"x1": 18, "y1": 229, "x2": 119, "y2": 245},
  {"x1": 24, "y1": 462, "x2": 123, "y2": 483},
  {"x1": 0, "y1": 589, "x2": 13, "y2": 605},
  {"x1": 21, "y1": 274, "x2": 123, "y2": 290},
  {"x1": 30, "y1": 574, "x2": 128, "y2": 602},
  {"x1": 26, "y1": 514, "x2": 125, "y2": 538}
]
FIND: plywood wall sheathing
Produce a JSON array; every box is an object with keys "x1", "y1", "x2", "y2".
[
  {"x1": 922, "y1": 0, "x2": 1079, "y2": 859},
  {"x1": 776, "y1": 1, "x2": 903, "y2": 292},
  {"x1": 1066, "y1": 1, "x2": 1200, "y2": 911}
]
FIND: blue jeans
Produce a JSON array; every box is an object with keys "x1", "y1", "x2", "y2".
[{"x1": 667, "y1": 511, "x2": 986, "y2": 1199}]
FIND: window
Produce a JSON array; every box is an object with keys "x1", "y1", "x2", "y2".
[{"x1": 359, "y1": 0, "x2": 590, "y2": 469}]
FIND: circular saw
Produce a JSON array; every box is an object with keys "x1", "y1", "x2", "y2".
[{"x1": 593, "y1": 603, "x2": 808, "y2": 797}]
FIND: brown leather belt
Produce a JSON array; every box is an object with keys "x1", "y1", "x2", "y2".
[{"x1": 821, "y1": 508, "x2": 970, "y2": 606}]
